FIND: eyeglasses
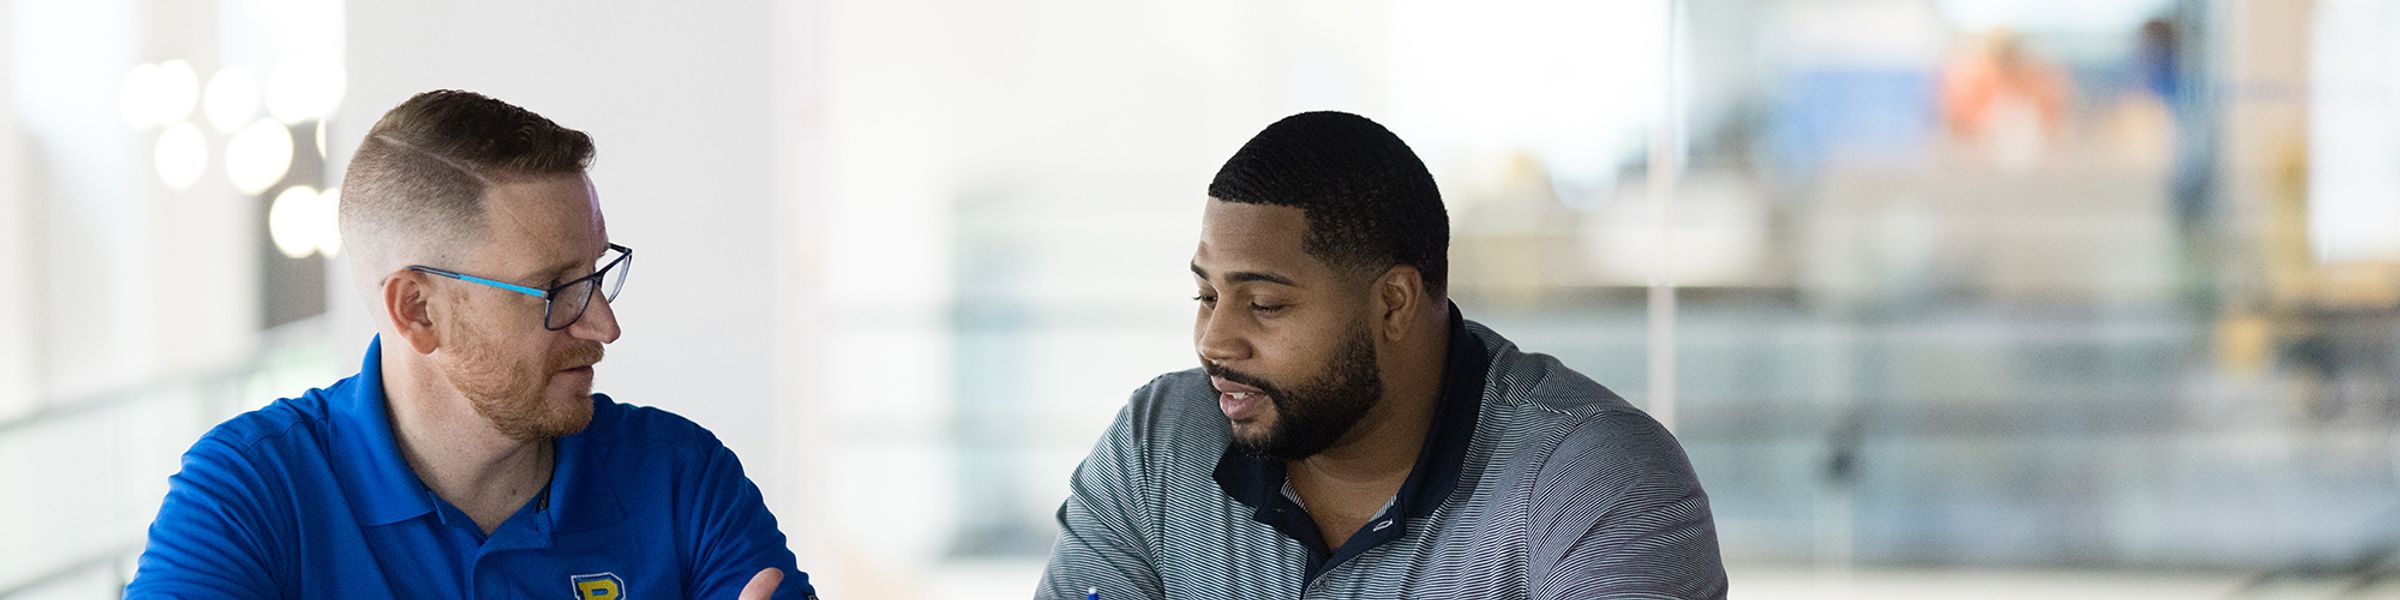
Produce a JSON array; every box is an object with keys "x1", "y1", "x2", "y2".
[{"x1": 408, "y1": 243, "x2": 632, "y2": 331}]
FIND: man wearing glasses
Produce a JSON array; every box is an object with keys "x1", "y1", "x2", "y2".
[{"x1": 127, "y1": 90, "x2": 813, "y2": 599}]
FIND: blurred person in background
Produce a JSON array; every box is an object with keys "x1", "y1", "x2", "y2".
[
  {"x1": 1941, "y1": 28, "x2": 2076, "y2": 169},
  {"x1": 125, "y1": 90, "x2": 813, "y2": 600},
  {"x1": 1036, "y1": 112, "x2": 1726, "y2": 599}
]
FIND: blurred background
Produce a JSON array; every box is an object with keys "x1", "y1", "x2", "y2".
[{"x1": 3, "y1": 0, "x2": 2398, "y2": 598}]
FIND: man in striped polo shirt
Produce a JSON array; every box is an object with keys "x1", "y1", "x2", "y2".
[{"x1": 1036, "y1": 111, "x2": 1727, "y2": 599}]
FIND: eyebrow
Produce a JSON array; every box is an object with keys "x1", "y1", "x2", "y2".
[
  {"x1": 507, "y1": 265, "x2": 575, "y2": 288},
  {"x1": 519, "y1": 246, "x2": 608, "y2": 284},
  {"x1": 1190, "y1": 262, "x2": 1298, "y2": 287}
]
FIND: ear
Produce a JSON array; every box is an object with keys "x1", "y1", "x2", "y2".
[
  {"x1": 1372, "y1": 264, "x2": 1427, "y2": 343},
  {"x1": 382, "y1": 270, "x2": 445, "y2": 355}
]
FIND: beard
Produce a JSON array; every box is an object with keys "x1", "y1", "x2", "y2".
[
  {"x1": 1208, "y1": 323, "x2": 1383, "y2": 461},
  {"x1": 439, "y1": 316, "x2": 604, "y2": 442}
]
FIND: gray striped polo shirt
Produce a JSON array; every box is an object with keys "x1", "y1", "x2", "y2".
[{"x1": 1037, "y1": 310, "x2": 1728, "y2": 599}]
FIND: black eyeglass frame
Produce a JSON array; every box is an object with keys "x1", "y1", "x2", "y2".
[{"x1": 407, "y1": 243, "x2": 633, "y2": 331}]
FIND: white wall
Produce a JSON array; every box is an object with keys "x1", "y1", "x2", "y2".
[{"x1": 0, "y1": 0, "x2": 29, "y2": 415}]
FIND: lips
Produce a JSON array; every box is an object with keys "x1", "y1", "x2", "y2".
[
  {"x1": 1213, "y1": 377, "x2": 1269, "y2": 422},
  {"x1": 555, "y1": 357, "x2": 599, "y2": 375},
  {"x1": 554, "y1": 344, "x2": 606, "y2": 374}
]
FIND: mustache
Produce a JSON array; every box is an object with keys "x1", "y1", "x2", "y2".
[
  {"x1": 1204, "y1": 362, "x2": 1286, "y2": 400},
  {"x1": 552, "y1": 343, "x2": 605, "y2": 371}
]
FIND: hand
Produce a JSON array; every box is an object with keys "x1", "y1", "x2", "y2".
[{"x1": 738, "y1": 567, "x2": 782, "y2": 600}]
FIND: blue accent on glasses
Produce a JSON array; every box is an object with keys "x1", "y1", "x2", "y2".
[
  {"x1": 422, "y1": 270, "x2": 547, "y2": 298},
  {"x1": 408, "y1": 243, "x2": 633, "y2": 331}
]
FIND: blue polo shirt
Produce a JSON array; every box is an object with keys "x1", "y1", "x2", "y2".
[{"x1": 127, "y1": 337, "x2": 816, "y2": 599}]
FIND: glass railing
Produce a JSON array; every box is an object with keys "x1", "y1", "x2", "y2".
[{"x1": 0, "y1": 318, "x2": 346, "y2": 599}]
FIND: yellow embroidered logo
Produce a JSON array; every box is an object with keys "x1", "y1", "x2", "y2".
[{"x1": 571, "y1": 572, "x2": 625, "y2": 600}]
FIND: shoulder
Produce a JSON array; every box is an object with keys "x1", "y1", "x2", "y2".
[
  {"x1": 557, "y1": 395, "x2": 766, "y2": 509},
  {"x1": 153, "y1": 379, "x2": 355, "y2": 541},
  {"x1": 1461, "y1": 322, "x2": 1698, "y2": 497},
  {"x1": 1545, "y1": 409, "x2": 1695, "y2": 482},
  {"x1": 577, "y1": 393, "x2": 728, "y2": 455},
  {"x1": 180, "y1": 382, "x2": 341, "y2": 471},
  {"x1": 1465, "y1": 320, "x2": 1637, "y2": 420},
  {"x1": 1516, "y1": 401, "x2": 1706, "y2": 520},
  {"x1": 1068, "y1": 368, "x2": 1230, "y2": 487},
  {"x1": 1116, "y1": 368, "x2": 1230, "y2": 452}
]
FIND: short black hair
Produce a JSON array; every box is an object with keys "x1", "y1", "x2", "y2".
[{"x1": 1207, "y1": 111, "x2": 1448, "y2": 294}]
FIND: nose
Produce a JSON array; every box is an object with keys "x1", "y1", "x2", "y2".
[
  {"x1": 1195, "y1": 303, "x2": 1250, "y2": 366},
  {"x1": 568, "y1": 292, "x2": 623, "y2": 343}
]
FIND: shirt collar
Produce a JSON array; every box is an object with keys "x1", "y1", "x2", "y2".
[
  {"x1": 1213, "y1": 302, "x2": 1487, "y2": 519},
  {"x1": 1391, "y1": 302, "x2": 1485, "y2": 519},
  {"x1": 329, "y1": 336, "x2": 628, "y2": 536},
  {"x1": 546, "y1": 395, "x2": 628, "y2": 533},
  {"x1": 328, "y1": 335, "x2": 438, "y2": 526}
]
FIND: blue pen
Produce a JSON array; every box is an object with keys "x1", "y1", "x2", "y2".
[{"x1": 1086, "y1": 587, "x2": 1100, "y2": 600}]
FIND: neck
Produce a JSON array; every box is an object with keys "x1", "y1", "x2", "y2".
[{"x1": 380, "y1": 349, "x2": 552, "y2": 533}]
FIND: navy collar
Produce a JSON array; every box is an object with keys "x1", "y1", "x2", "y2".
[{"x1": 1212, "y1": 302, "x2": 1487, "y2": 581}]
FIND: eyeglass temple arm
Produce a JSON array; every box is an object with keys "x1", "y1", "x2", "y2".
[{"x1": 414, "y1": 267, "x2": 549, "y2": 298}]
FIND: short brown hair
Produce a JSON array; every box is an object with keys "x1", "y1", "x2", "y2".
[{"x1": 338, "y1": 89, "x2": 594, "y2": 286}]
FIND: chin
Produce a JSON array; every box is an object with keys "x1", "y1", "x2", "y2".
[
  {"x1": 551, "y1": 410, "x2": 595, "y2": 437},
  {"x1": 548, "y1": 390, "x2": 596, "y2": 430},
  {"x1": 1229, "y1": 419, "x2": 1275, "y2": 448}
]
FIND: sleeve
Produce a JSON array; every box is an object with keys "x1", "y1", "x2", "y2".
[
  {"x1": 1034, "y1": 400, "x2": 1164, "y2": 600},
  {"x1": 681, "y1": 439, "x2": 815, "y2": 600},
  {"x1": 1526, "y1": 410, "x2": 1728, "y2": 600},
  {"x1": 125, "y1": 438, "x2": 288, "y2": 599}
]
